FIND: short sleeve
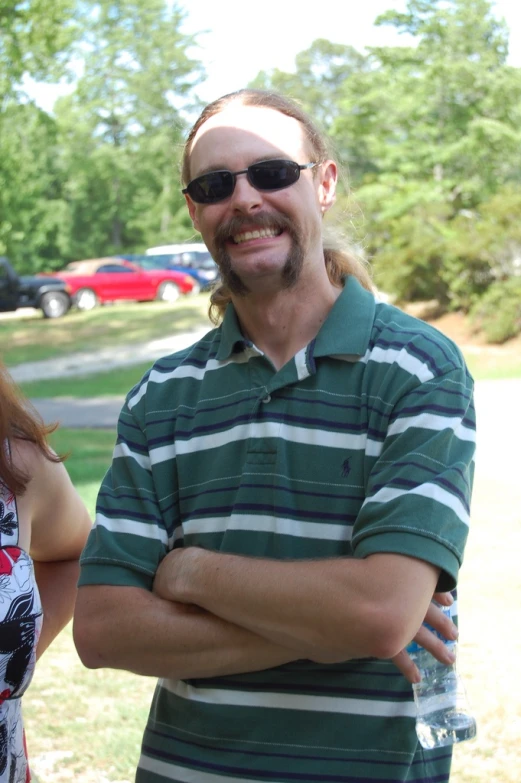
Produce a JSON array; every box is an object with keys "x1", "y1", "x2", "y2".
[
  {"x1": 352, "y1": 364, "x2": 476, "y2": 591},
  {"x1": 79, "y1": 391, "x2": 175, "y2": 591}
]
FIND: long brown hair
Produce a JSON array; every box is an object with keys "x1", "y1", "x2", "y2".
[
  {"x1": 181, "y1": 88, "x2": 374, "y2": 325},
  {"x1": 0, "y1": 360, "x2": 62, "y2": 495}
]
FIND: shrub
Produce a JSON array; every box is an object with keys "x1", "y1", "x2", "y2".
[{"x1": 470, "y1": 277, "x2": 521, "y2": 343}]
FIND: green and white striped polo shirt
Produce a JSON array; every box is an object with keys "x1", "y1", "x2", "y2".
[{"x1": 79, "y1": 275, "x2": 476, "y2": 783}]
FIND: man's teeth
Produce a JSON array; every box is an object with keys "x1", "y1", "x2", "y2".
[{"x1": 233, "y1": 228, "x2": 279, "y2": 244}]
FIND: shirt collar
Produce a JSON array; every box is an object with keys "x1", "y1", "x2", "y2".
[
  {"x1": 312, "y1": 275, "x2": 375, "y2": 359},
  {"x1": 216, "y1": 304, "x2": 249, "y2": 360},
  {"x1": 215, "y1": 275, "x2": 376, "y2": 362}
]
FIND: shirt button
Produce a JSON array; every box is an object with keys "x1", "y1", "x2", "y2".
[{"x1": 262, "y1": 394, "x2": 271, "y2": 403}]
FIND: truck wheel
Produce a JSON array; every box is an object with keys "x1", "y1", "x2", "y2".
[
  {"x1": 40, "y1": 291, "x2": 71, "y2": 318},
  {"x1": 156, "y1": 281, "x2": 180, "y2": 303},
  {"x1": 75, "y1": 288, "x2": 99, "y2": 311}
]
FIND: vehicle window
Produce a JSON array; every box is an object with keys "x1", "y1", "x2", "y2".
[
  {"x1": 199, "y1": 256, "x2": 217, "y2": 269},
  {"x1": 97, "y1": 265, "x2": 133, "y2": 273}
]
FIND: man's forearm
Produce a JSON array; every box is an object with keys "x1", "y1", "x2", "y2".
[
  {"x1": 154, "y1": 548, "x2": 441, "y2": 663},
  {"x1": 73, "y1": 585, "x2": 300, "y2": 679}
]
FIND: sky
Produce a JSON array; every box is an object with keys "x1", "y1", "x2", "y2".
[
  {"x1": 180, "y1": 0, "x2": 521, "y2": 103},
  {"x1": 30, "y1": 0, "x2": 521, "y2": 112}
]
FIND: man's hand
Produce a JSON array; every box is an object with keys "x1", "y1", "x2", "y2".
[{"x1": 391, "y1": 592, "x2": 458, "y2": 683}]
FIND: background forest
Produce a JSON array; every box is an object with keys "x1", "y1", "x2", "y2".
[{"x1": 1, "y1": 0, "x2": 521, "y2": 339}]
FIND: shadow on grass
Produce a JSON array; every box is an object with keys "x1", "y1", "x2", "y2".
[{"x1": 3, "y1": 295, "x2": 212, "y2": 366}]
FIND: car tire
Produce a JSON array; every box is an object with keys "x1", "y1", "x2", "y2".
[
  {"x1": 156, "y1": 281, "x2": 180, "y2": 303},
  {"x1": 190, "y1": 281, "x2": 201, "y2": 296},
  {"x1": 75, "y1": 288, "x2": 99, "y2": 311},
  {"x1": 39, "y1": 291, "x2": 71, "y2": 319}
]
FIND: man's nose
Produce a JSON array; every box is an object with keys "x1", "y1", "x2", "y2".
[{"x1": 229, "y1": 172, "x2": 262, "y2": 212}]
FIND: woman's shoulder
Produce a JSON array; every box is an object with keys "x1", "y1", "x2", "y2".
[{"x1": 9, "y1": 437, "x2": 63, "y2": 492}]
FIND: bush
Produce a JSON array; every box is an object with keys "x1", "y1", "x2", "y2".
[{"x1": 470, "y1": 277, "x2": 521, "y2": 343}]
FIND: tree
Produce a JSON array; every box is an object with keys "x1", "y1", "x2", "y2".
[
  {"x1": 252, "y1": 39, "x2": 369, "y2": 134},
  {"x1": 0, "y1": 102, "x2": 66, "y2": 271},
  {"x1": 0, "y1": 0, "x2": 85, "y2": 268},
  {"x1": 331, "y1": 0, "x2": 521, "y2": 307},
  {"x1": 0, "y1": 0, "x2": 80, "y2": 97},
  {"x1": 53, "y1": 0, "x2": 204, "y2": 260}
]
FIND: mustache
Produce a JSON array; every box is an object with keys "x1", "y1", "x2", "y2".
[{"x1": 214, "y1": 211, "x2": 295, "y2": 246}]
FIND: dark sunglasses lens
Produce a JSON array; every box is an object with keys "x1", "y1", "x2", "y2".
[
  {"x1": 250, "y1": 160, "x2": 300, "y2": 190},
  {"x1": 188, "y1": 171, "x2": 234, "y2": 203}
]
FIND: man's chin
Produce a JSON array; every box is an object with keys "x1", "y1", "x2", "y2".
[{"x1": 215, "y1": 240, "x2": 304, "y2": 296}]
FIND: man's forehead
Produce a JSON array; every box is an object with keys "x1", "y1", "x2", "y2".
[{"x1": 190, "y1": 105, "x2": 307, "y2": 170}]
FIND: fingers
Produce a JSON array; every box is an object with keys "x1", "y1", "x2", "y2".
[
  {"x1": 391, "y1": 649, "x2": 421, "y2": 684},
  {"x1": 413, "y1": 624, "x2": 456, "y2": 665},
  {"x1": 393, "y1": 592, "x2": 458, "y2": 681},
  {"x1": 423, "y1": 601, "x2": 458, "y2": 642},
  {"x1": 432, "y1": 590, "x2": 454, "y2": 607}
]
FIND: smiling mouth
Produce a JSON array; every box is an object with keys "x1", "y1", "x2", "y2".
[{"x1": 232, "y1": 227, "x2": 283, "y2": 245}]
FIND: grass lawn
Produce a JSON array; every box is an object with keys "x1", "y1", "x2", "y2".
[
  {"x1": 427, "y1": 312, "x2": 521, "y2": 381},
  {"x1": 1, "y1": 295, "x2": 212, "y2": 366},
  {"x1": 22, "y1": 422, "x2": 521, "y2": 782},
  {"x1": 20, "y1": 362, "x2": 153, "y2": 399},
  {"x1": 48, "y1": 428, "x2": 117, "y2": 517},
  {"x1": 461, "y1": 349, "x2": 521, "y2": 381}
]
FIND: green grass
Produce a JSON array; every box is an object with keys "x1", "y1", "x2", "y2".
[
  {"x1": 25, "y1": 627, "x2": 156, "y2": 782},
  {"x1": 49, "y1": 428, "x2": 117, "y2": 518},
  {"x1": 464, "y1": 353, "x2": 521, "y2": 381},
  {"x1": 1, "y1": 295, "x2": 212, "y2": 366},
  {"x1": 19, "y1": 362, "x2": 153, "y2": 398}
]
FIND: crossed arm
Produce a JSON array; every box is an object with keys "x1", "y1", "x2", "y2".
[{"x1": 74, "y1": 548, "x2": 457, "y2": 683}]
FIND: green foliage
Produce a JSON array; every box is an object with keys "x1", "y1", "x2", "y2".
[
  {"x1": 252, "y1": 39, "x2": 369, "y2": 135},
  {"x1": 0, "y1": 0, "x2": 80, "y2": 95},
  {"x1": 1, "y1": 0, "x2": 205, "y2": 270},
  {"x1": 51, "y1": 0, "x2": 204, "y2": 259},
  {"x1": 0, "y1": 101, "x2": 67, "y2": 271},
  {"x1": 339, "y1": 0, "x2": 521, "y2": 306},
  {"x1": 470, "y1": 276, "x2": 521, "y2": 343},
  {"x1": 248, "y1": 1, "x2": 521, "y2": 313}
]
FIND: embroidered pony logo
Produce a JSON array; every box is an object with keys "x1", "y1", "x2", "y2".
[{"x1": 341, "y1": 458, "x2": 351, "y2": 478}]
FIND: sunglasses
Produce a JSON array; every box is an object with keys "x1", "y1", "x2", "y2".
[{"x1": 182, "y1": 159, "x2": 317, "y2": 204}]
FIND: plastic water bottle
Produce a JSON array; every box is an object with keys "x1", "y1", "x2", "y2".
[{"x1": 407, "y1": 604, "x2": 477, "y2": 749}]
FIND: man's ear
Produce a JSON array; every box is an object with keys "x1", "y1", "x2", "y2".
[
  {"x1": 185, "y1": 194, "x2": 200, "y2": 231},
  {"x1": 317, "y1": 161, "x2": 337, "y2": 214}
]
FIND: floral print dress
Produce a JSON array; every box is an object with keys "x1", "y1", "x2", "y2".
[{"x1": 0, "y1": 458, "x2": 43, "y2": 783}]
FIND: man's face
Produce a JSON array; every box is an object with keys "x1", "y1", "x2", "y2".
[{"x1": 184, "y1": 105, "x2": 336, "y2": 295}]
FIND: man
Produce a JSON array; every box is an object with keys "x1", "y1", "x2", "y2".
[{"x1": 74, "y1": 90, "x2": 475, "y2": 783}]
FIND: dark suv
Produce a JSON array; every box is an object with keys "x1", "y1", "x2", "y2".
[{"x1": 0, "y1": 257, "x2": 72, "y2": 318}]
